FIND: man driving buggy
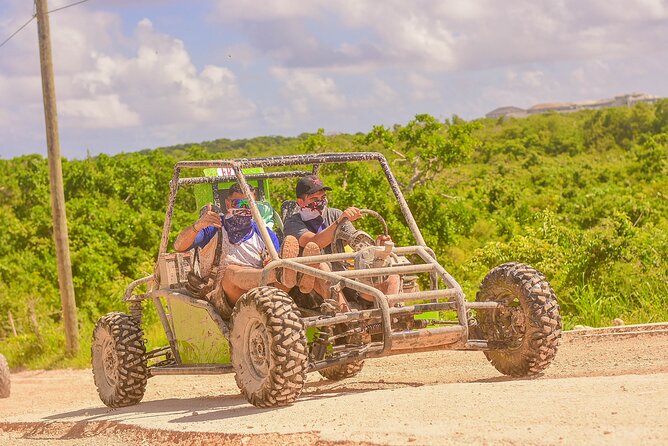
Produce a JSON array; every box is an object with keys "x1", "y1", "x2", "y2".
[
  {"x1": 283, "y1": 175, "x2": 400, "y2": 309},
  {"x1": 173, "y1": 183, "x2": 299, "y2": 313}
]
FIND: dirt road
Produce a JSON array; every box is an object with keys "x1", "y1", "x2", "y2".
[{"x1": 1, "y1": 324, "x2": 667, "y2": 445}]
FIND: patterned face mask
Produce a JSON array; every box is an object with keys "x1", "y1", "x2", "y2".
[
  {"x1": 299, "y1": 207, "x2": 321, "y2": 221},
  {"x1": 304, "y1": 197, "x2": 327, "y2": 211},
  {"x1": 224, "y1": 213, "x2": 253, "y2": 244}
]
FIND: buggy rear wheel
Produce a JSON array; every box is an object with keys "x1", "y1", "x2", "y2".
[
  {"x1": 476, "y1": 262, "x2": 561, "y2": 376},
  {"x1": 319, "y1": 360, "x2": 364, "y2": 381},
  {"x1": 230, "y1": 286, "x2": 308, "y2": 407},
  {"x1": 91, "y1": 312, "x2": 147, "y2": 407},
  {"x1": 0, "y1": 353, "x2": 10, "y2": 398}
]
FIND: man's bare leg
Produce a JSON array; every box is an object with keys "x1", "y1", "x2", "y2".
[
  {"x1": 359, "y1": 274, "x2": 401, "y2": 304},
  {"x1": 222, "y1": 264, "x2": 287, "y2": 306},
  {"x1": 309, "y1": 262, "x2": 350, "y2": 312}
]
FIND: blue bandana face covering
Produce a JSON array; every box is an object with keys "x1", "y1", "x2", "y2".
[{"x1": 224, "y1": 214, "x2": 253, "y2": 244}]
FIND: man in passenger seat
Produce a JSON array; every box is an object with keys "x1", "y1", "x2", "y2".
[{"x1": 174, "y1": 183, "x2": 299, "y2": 314}]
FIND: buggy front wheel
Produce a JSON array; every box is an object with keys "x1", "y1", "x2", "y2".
[
  {"x1": 230, "y1": 286, "x2": 308, "y2": 407},
  {"x1": 476, "y1": 262, "x2": 562, "y2": 377}
]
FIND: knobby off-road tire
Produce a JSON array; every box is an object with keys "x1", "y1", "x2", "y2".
[
  {"x1": 318, "y1": 322, "x2": 365, "y2": 381},
  {"x1": 92, "y1": 312, "x2": 147, "y2": 408},
  {"x1": 0, "y1": 353, "x2": 10, "y2": 398},
  {"x1": 230, "y1": 286, "x2": 308, "y2": 407},
  {"x1": 319, "y1": 360, "x2": 364, "y2": 381},
  {"x1": 477, "y1": 262, "x2": 561, "y2": 377}
]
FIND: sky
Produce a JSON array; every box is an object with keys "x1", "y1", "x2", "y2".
[{"x1": 1, "y1": 0, "x2": 667, "y2": 159}]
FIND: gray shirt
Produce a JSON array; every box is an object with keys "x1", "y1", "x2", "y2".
[{"x1": 283, "y1": 207, "x2": 356, "y2": 255}]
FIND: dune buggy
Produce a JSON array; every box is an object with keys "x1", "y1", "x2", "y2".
[{"x1": 91, "y1": 152, "x2": 562, "y2": 408}]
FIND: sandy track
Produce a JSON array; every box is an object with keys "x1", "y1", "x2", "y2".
[{"x1": 1, "y1": 324, "x2": 667, "y2": 445}]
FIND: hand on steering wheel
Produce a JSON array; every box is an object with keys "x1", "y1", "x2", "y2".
[
  {"x1": 339, "y1": 207, "x2": 363, "y2": 223},
  {"x1": 331, "y1": 208, "x2": 389, "y2": 254}
]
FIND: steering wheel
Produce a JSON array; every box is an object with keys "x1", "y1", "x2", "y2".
[{"x1": 331, "y1": 209, "x2": 388, "y2": 255}]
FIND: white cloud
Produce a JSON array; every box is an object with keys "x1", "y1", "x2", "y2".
[
  {"x1": 2, "y1": 0, "x2": 667, "y2": 158},
  {"x1": 406, "y1": 73, "x2": 440, "y2": 101},
  {"x1": 521, "y1": 71, "x2": 545, "y2": 88},
  {"x1": 59, "y1": 95, "x2": 141, "y2": 128},
  {"x1": 213, "y1": 0, "x2": 318, "y2": 21},
  {"x1": 0, "y1": 5, "x2": 257, "y2": 157},
  {"x1": 210, "y1": 0, "x2": 668, "y2": 73},
  {"x1": 270, "y1": 67, "x2": 347, "y2": 114},
  {"x1": 349, "y1": 78, "x2": 399, "y2": 109}
]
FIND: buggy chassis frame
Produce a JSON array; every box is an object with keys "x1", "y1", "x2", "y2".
[{"x1": 123, "y1": 152, "x2": 505, "y2": 376}]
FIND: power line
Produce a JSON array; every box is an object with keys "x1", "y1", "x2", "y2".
[
  {"x1": 0, "y1": 15, "x2": 36, "y2": 50},
  {"x1": 49, "y1": 0, "x2": 91, "y2": 14},
  {"x1": 0, "y1": 0, "x2": 92, "y2": 50}
]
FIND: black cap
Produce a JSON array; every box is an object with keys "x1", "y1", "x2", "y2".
[{"x1": 296, "y1": 175, "x2": 331, "y2": 197}]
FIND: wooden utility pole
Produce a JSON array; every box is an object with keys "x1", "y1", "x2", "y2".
[{"x1": 35, "y1": 0, "x2": 79, "y2": 355}]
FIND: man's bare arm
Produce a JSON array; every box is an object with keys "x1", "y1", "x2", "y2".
[
  {"x1": 298, "y1": 207, "x2": 362, "y2": 249},
  {"x1": 174, "y1": 204, "x2": 222, "y2": 251}
]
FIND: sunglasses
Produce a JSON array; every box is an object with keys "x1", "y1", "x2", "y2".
[
  {"x1": 304, "y1": 197, "x2": 327, "y2": 210},
  {"x1": 230, "y1": 199, "x2": 250, "y2": 209}
]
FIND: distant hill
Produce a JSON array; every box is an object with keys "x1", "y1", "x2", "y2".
[{"x1": 486, "y1": 92, "x2": 661, "y2": 119}]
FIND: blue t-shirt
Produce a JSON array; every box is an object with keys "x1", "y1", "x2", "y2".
[{"x1": 191, "y1": 217, "x2": 280, "y2": 253}]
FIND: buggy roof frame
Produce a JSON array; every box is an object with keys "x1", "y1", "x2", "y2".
[{"x1": 158, "y1": 152, "x2": 427, "y2": 261}]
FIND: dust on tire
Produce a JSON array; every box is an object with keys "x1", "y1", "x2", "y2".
[
  {"x1": 476, "y1": 262, "x2": 562, "y2": 376},
  {"x1": 91, "y1": 312, "x2": 148, "y2": 408},
  {"x1": 230, "y1": 286, "x2": 308, "y2": 408}
]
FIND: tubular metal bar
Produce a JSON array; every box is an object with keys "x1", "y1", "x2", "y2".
[
  {"x1": 123, "y1": 274, "x2": 154, "y2": 302},
  {"x1": 274, "y1": 251, "x2": 357, "y2": 265},
  {"x1": 149, "y1": 364, "x2": 234, "y2": 376},
  {"x1": 390, "y1": 302, "x2": 456, "y2": 315},
  {"x1": 269, "y1": 261, "x2": 394, "y2": 352},
  {"x1": 152, "y1": 295, "x2": 182, "y2": 364},
  {"x1": 259, "y1": 261, "x2": 393, "y2": 353},
  {"x1": 386, "y1": 288, "x2": 460, "y2": 305},
  {"x1": 415, "y1": 247, "x2": 468, "y2": 332},
  {"x1": 145, "y1": 346, "x2": 171, "y2": 360},
  {"x1": 390, "y1": 325, "x2": 466, "y2": 351},
  {"x1": 415, "y1": 246, "x2": 462, "y2": 293},
  {"x1": 260, "y1": 245, "x2": 438, "y2": 273},
  {"x1": 308, "y1": 342, "x2": 385, "y2": 373},
  {"x1": 335, "y1": 264, "x2": 435, "y2": 278},
  {"x1": 303, "y1": 308, "x2": 378, "y2": 328},
  {"x1": 377, "y1": 156, "x2": 427, "y2": 247},
  {"x1": 150, "y1": 289, "x2": 231, "y2": 339},
  {"x1": 233, "y1": 166, "x2": 280, "y2": 261},
  {"x1": 174, "y1": 152, "x2": 385, "y2": 170},
  {"x1": 465, "y1": 301, "x2": 504, "y2": 309},
  {"x1": 302, "y1": 302, "x2": 458, "y2": 329},
  {"x1": 177, "y1": 170, "x2": 312, "y2": 186},
  {"x1": 158, "y1": 166, "x2": 181, "y2": 257},
  {"x1": 460, "y1": 341, "x2": 492, "y2": 350},
  {"x1": 422, "y1": 246, "x2": 445, "y2": 290}
]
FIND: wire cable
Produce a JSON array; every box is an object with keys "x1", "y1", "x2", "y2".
[
  {"x1": 0, "y1": 0, "x2": 92, "y2": 50},
  {"x1": 0, "y1": 14, "x2": 36, "y2": 50},
  {"x1": 49, "y1": 0, "x2": 91, "y2": 14}
]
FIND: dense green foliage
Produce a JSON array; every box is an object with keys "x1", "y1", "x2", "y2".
[{"x1": 1, "y1": 101, "x2": 666, "y2": 369}]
